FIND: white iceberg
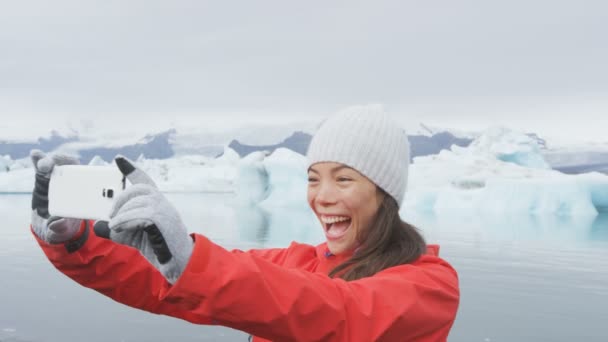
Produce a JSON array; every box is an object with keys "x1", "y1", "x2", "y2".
[
  {"x1": 464, "y1": 126, "x2": 550, "y2": 169},
  {"x1": 249, "y1": 126, "x2": 608, "y2": 217},
  {"x1": 235, "y1": 151, "x2": 268, "y2": 205},
  {"x1": 135, "y1": 152, "x2": 237, "y2": 193},
  {"x1": 88, "y1": 155, "x2": 108, "y2": 166},
  {"x1": 0, "y1": 155, "x2": 10, "y2": 173},
  {"x1": 1, "y1": 126, "x2": 607, "y2": 219},
  {"x1": 403, "y1": 127, "x2": 607, "y2": 216},
  {"x1": 259, "y1": 148, "x2": 308, "y2": 209}
]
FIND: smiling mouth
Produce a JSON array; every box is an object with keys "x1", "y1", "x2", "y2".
[{"x1": 320, "y1": 215, "x2": 352, "y2": 240}]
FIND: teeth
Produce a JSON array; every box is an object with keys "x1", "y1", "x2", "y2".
[{"x1": 321, "y1": 216, "x2": 350, "y2": 224}]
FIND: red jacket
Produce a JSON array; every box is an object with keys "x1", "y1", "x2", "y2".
[{"x1": 34, "y1": 220, "x2": 460, "y2": 341}]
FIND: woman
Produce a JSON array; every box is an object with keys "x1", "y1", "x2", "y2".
[{"x1": 30, "y1": 107, "x2": 460, "y2": 341}]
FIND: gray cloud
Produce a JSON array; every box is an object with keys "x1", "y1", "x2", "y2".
[{"x1": 0, "y1": 0, "x2": 606, "y2": 142}]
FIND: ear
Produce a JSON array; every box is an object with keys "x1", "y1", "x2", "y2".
[
  {"x1": 374, "y1": 187, "x2": 388, "y2": 208},
  {"x1": 375, "y1": 186, "x2": 387, "y2": 198}
]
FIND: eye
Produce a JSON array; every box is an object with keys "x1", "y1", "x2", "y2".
[
  {"x1": 337, "y1": 177, "x2": 352, "y2": 182},
  {"x1": 307, "y1": 176, "x2": 319, "y2": 182}
]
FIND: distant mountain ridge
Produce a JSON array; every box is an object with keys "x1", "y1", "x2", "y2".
[
  {"x1": 77, "y1": 130, "x2": 175, "y2": 162},
  {"x1": 0, "y1": 131, "x2": 79, "y2": 159},
  {"x1": 408, "y1": 132, "x2": 472, "y2": 160},
  {"x1": 543, "y1": 148, "x2": 608, "y2": 175},
  {"x1": 0, "y1": 130, "x2": 175, "y2": 163},
  {"x1": 226, "y1": 130, "x2": 474, "y2": 161},
  {"x1": 3, "y1": 126, "x2": 605, "y2": 175},
  {"x1": 553, "y1": 163, "x2": 608, "y2": 175},
  {"x1": 228, "y1": 131, "x2": 312, "y2": 157},
  {"x1": 1, "y1": 127, "x2": 475, "y2": 163}
]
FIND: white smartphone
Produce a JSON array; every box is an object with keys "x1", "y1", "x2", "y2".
[{"x1": 48, "y1": 165, "x2": 130, "y2": 221}]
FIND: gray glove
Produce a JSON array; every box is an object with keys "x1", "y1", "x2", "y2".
[
  {"x1": 30, "y1": 150, "x2": 83, "y2": 244},
  {"x1": 101, "y1": 156, "x2": 193, "y2": 284}
]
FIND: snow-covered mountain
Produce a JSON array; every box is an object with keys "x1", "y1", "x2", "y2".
[
  {"x1": 0, "y1": 131, "x2": 79, "y2": 159},
  {"x1": 0, "y1": 123, "x2": 475, "y2": 162},
  {"x1": 542, "y1": 144, "x2": 608, "y2": 175},
  {"x1": 227, "y1": 131, "x2": 312, "y2": 157},
  {"x1": 1, "y1": 122, "x2": 605, "y2": 175},
  {"x1": 2, "y1": 126, "x2": 607, "y2": 218}
]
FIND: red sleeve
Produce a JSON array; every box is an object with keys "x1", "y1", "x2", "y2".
[
  {"x1": 32, "y1": 220, "x2": 207, "y2": 324},
  {"x1": 161, "y1": 234, "x2": 460, "y2": 342},
  {"x1": 32, "y1": 221, "x2": 296, "y2": 326},
  {"x1": 230, "y1": 247, "x2": 291, "y2": 265}
]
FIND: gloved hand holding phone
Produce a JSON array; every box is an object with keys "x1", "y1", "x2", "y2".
[
  {"x1": 31, "y1": 150, "x2": 192, "y2": 284},
  {"x1": 98, "y1": 156, "x2": 194, "y2": 284},
  {"x1": 30, "y1": 149, "x2": 83, "y2": 244}
]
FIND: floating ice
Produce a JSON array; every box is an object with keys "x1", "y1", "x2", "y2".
[
  {"x1": 88, "y1": 155, "x2": 108, "y2": 166},
  {"x1": 404, "y1": 128, "x2": 608, "y2": 216},
  {"x1": 236, "y1": 151, "x2": 268, "y2": 204},
  {"x1": 247, "y1": 126, "x2": 608, "y2": 217},
  {"x1": 259, "y1": 148, "x2": 308, "y2": 209},
  {"x1": 0, "y1": 155, "x2": 10, "y2": 173},
  {"x1": 136, "y1": 152, "x2": 237, "y2": 193},
  {"x1": 1, "y1": 127, "x2": 607, "y2": 218},
  {"x1": 456, "y1": 126, "x2": 549, "y2": 169}
]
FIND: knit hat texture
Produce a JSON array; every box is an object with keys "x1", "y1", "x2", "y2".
[{"x1": 306, "y1": 105, "x2": 410, "y2": 207}]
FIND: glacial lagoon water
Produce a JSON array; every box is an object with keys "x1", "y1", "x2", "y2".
[{"x1": 1, "y1": 193, "x2": 607, "y2": 342}]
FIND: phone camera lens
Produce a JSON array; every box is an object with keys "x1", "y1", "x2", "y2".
[{"x1": 107, "y1": 189, "x2": 114, "y2": 198}]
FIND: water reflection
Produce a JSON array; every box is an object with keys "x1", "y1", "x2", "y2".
[
  {"x1": 235, "y1": 204, "x2": 270, "y2": 244},
  {"x1": 234, "y1": 202, "x2": 323, "y2": 248},
  {"x1": 590, "y1": 214, "x2": 608, "y2": 241},
  {"x1": 2, "y1": 194, "x2": 608, "y2": 342},
  {"x1": 166, "y1": 193, "x2": 608, "y2": 248},
  {"x1": 403, "y1": 210, "x2": 608, "y2": 245}
]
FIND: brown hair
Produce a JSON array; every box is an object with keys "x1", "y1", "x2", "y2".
[{"x1": 328, "y1": 190, "x2": 426, "y2": 281}]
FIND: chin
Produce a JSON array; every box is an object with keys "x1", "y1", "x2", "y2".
[{"x1": 326, "y1": 241, "x2": 352, "y2": 255}]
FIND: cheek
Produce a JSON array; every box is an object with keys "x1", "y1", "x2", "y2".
[
  {"x1": 344, "y1": 199, "x2": 366, "y2": 223},
  {"x1": 348, "y1": 191, "x2": 379, "y2": 224},
  {"x1": 306, "y1": 188, "x2": 315, "y2": 207}
]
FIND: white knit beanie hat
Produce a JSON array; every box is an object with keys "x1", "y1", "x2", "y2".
[{"x1": 306, "y1": 105, "x2": 410, "y2": 207}]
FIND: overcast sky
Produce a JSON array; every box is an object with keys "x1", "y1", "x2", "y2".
[{"x1": 0, "y1": 0, "x2": 606, "y2": 143}]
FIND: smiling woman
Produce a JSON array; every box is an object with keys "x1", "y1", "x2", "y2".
[
  {"x1": 307, "y1": 163, "x2": 384, "y2": 255},
  {"x1": 307, "y1": 162, "x2": 427, "y2": 282},
  {"x1": 304, "y1": 106, "x2": 431, "y2": 285},
  {"x1": 30, "y1": 105, "x2": 459, "y2": 342}
]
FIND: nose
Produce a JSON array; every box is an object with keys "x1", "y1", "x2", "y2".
[{"x1": 313, "y1": 181, "x2": 337, "y2": 206}]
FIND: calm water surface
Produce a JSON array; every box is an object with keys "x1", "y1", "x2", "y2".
[{"x1": 1, "y1": 193, "x2": 607, "y2": 342}]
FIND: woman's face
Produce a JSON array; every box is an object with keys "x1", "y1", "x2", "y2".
[{"x1": 307, "y1": 162, "x2": 383, "y2": 255}]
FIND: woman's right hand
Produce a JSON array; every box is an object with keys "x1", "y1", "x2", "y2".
[
  {"x1": 104, "y1": 156, "x2": 194, "y2": 284},
  {"x1": 30, "y1": 149, "x2": 83, "y2": 244}
]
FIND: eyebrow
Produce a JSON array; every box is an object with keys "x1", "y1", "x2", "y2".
[{"x1": 308, "y1": 165, "x2": 352, "y2": 174}]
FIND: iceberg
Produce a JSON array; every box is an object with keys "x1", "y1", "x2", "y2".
[
  {"x1": 88, "y1": 155, "x2": 109, "y2": 166},
  {"x1": 0, "y1": 151, "x2": 240, "y2": 193},
  {"x1": 234, "y1": 147, "x2": 308, "y2": 208},
  {"x1": 258, "y1": 148, "x2": 308, "y2": 209},
  {"x1": 403, "y1": 127, "x2": 607, "y2": 216},
  {"x1": 455, "y1": 126, "x2": 549, "y2": 169},
  {"x1": 0, "y1": 155, "x2": 10, "y2": 173},
  {"x1": 135, "y1": 153, "x2": 237, "y2": 193},
  {"x1": 248, "y1": 127, "x2": 608, "y2": 217},
  {"x1": 1, "y1": 126, "x2": 606, "y2": 219},
  {"x1": 235, "y1": 151, "x2": 268, "y2": 205},
  {"x1": 0, "y1": 156, "x2": 35, "y2": 193},
  {"x1": 0, "y1": 168, "x2": 34, "y2": 193}
]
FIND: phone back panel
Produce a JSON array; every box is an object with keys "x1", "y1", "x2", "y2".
[{"x1": 48, "y1": 165, "x2": 127, "y2": 221}]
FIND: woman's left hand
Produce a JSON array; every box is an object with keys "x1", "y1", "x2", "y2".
[{"x1": 102, "y1": 156, "x2": 194, "y2": 284}]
